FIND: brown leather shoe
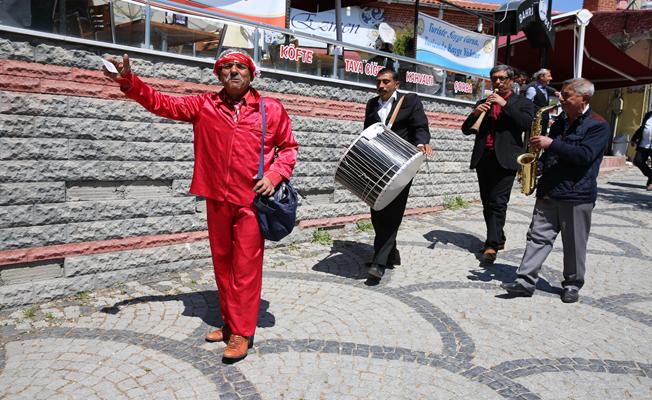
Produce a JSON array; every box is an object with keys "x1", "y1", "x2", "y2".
[
  {"x1": 205, "y1": 325, "x2": 230, "y2": 343},
  {"x1": 223, "y1": 334, "x2": 250, "y2": 360}
]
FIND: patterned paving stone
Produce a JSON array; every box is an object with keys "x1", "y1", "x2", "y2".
[
  {"x1": 513, "y1": 370, "x2": 652, "y2": 400},
  {"x1": 0, "y1": 167, "x2": 649, "y2": 400},
  {"x1": 238, "y1": 353, "x2": 503, "y2": 400},
  {"x1": 413, "y1": 288, "x2": 652, "y2": 368},
  {"x1": 0, "y1": 338, "x2": 220, "y2": 399},
  {"x1": 258, "y1": 278, "x2": 445, "y2": 354},
  {"x1": 63, "y1": 299, "x2": 203, "y2": 341}
]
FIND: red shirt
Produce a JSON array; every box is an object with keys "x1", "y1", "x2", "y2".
[
  {"x1": 119, "y1": 73, "x2": 298, "y2": 206},
  {"x1": 485, "y1": 91, "x2": 513, "y2": 149}
]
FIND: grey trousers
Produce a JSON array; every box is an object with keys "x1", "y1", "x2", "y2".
[{"x1": 515, "y1": 198, "x2": 594, "y2": 292}]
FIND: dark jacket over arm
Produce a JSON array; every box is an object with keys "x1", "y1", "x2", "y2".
[
  {"x1": 364, "y1": 92, "x2": 430, "y2": 146},
  {"x1": 462, "y1": 94, "x2": 535, "y2": 171}
]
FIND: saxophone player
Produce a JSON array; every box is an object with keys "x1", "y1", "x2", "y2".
[
  {"x1": 462, "y1": 65, "x2": 535, "y2": 263},
  {"x1": 501, "y1": 78, "x2": 610, "y2": 303}
]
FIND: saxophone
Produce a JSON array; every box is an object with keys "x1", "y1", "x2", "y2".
[{"x1": 517, "y1": 105, "x2": 557, "y2": 196}]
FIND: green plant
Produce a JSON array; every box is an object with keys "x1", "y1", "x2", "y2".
[
  {"x1": 73, "y1": 291, "x2": 90, "y2": 301},
  {"x1": 393, "y1": 27, "x2": 414, "y2": 56},
  {"x1": 23, "y1": 305, "x2": 38, "y2": 319},
  {"x1": 286, "y1": 243, "x2": 301, "y2": 252},
  {"x1": 356, "y1": 219, "x2": 373, "y2": 232},
  {"x1": 444, "y1": 195, "x2": 469, "y2": 210},
  {"x1": 311, "y1": 229, "x2": 332, "y2": 245},
  {"x1": 44, "y1": 312, "x2": 55, "y2": 321}
]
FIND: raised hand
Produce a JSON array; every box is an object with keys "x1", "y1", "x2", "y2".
[{"x1": 103, "y1": 53, "x2": 131, "y2": 82}]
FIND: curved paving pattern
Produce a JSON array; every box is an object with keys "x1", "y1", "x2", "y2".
[{"x1": 0, "y1": 168, "x2": 650, "y2": 399}]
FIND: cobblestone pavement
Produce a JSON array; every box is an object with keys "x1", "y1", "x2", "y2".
[{"x1": 1, "y1": 167, "x2": 650, "y2": 400}]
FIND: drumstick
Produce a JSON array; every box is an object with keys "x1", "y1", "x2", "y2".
[{"x1": 469, "y1": 89, "x2": 496, "y2": 135}]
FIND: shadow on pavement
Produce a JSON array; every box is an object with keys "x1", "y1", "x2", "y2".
[
  {"x1": 600, "y1": 183, "x2": 652, "y2": 209},
  {"x1": 100, "y1": 291, "x2": 276, "y2": 329},
  {"x1": 467, "y1": 263, "x2": 562, "y2": 298},
  {"x1": 312, "y1": 239, "x2": 373, "y2": 280},
  {"x1": 422, "y1": 230, "x2": 484, "y2": 254}
]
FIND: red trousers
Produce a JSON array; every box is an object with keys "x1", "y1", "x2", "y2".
[{"x1": 206, "y1": 199, "x2": 264, "y2": 337}]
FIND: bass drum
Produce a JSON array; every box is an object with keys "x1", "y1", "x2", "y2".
[{"x1": 334, "y1": 122, "x2": 425, "y2": 211}]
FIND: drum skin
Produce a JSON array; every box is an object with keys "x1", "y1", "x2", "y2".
[{"x1": 335, "y1": 123, "x2": 425, "y2": 211}]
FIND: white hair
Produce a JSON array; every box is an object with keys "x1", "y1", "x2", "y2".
[
  {"x1": 533, "y1": 68, "x2": 551, "y2": 79},
  {"x1": 562, "y1": 78, "x2": 595, "y2": 97}
]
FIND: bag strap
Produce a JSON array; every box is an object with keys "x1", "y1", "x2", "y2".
[
  {"x1": 387, "y1": 94, "x2": 405, "y2": 130},
  {"x1": 256, "y1": 96, "x2": 266, "y2": 180}
]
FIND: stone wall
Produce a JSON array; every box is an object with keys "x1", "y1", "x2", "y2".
[{"x1": 0, "y1": 31, "x2": 477, "y2": 307}]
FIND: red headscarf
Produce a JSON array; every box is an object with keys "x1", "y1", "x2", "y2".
[{"x1": 213, "y1": 51, "x2": 256, "y2": 79}]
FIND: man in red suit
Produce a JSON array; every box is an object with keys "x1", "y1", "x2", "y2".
[{"x1": 104, "y1": 50, "x2": 298, "y2": 361}]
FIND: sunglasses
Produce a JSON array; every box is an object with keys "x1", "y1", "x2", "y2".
[{"x1": 490, "y1": 75, "x2": 510, "y2": 82}]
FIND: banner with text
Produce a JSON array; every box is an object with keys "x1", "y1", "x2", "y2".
[
  {"x1": 145, "y1": 0, "x2": 286, "y2": 27},
  {"x1": 416, "y1": 12, "x2": 495, "y2": 77},
  {"x1": 289, "y1": 7, "x2": 384, "y2": 48}
]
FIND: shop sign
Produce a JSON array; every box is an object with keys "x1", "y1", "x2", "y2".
[
  {"x1": 289, "y1": 7, "x2": 384, "y2": 49},
  {"x1": 405, "y1": 71, "x2": 434, "y2": 86},
  {"x1": 344, "y1": 59, "x2": 384, "y2": 76},
  {"x1": 453, "y1": 81, "x2": 473, "y2": 94},
  {"x1": 279, "y1": 45, "x2": 314, "y2": 63}
]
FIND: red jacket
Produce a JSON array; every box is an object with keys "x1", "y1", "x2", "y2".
[{"x1": 120, "y1": 73, "x2": 298, "y2": 206}]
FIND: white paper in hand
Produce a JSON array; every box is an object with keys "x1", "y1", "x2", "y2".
[{"x1": 101, "y1": 58, "x2": 119, "y2": 74}]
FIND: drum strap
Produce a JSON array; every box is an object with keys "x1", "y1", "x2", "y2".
[{"x1": 387, "y1": 95, "x2": 405, "y2": 130}]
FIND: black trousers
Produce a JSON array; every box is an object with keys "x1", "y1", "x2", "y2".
[
  {"x1": 475, "y1": 149, "x2": 517, "y2": 250},
  {"x1": 633, "y1": 147, "x2": 652, "y2": 185},
  {"x1": 370, "y1": 180, "x2": 412, "y2": 266}
]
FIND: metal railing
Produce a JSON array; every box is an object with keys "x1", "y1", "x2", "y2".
[{"x1": 0, "y1": 0, "x2": 489, "y2": 103}]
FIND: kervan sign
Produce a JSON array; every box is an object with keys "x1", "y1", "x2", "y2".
[{"x1": 416, "y1": 12, "x2": 495, "y2": 77}]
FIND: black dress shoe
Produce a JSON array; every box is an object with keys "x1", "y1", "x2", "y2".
[
  {"x1": 561, "y1": 288, "x2": 579, "y2": 303},
  {"x1": 482, "y1": 248, "x2": 497, "y2": 264},
  {"x1": 368, "y1": 263, "x2": 385, "y2": 279},
  {"x1": 388, "y1": 249, "x2": 401, "y2": 266},
  {"x1": 482, "y1": 243, "x2": 505, "y2": 252},
  {"x1": 501, "y1": 281, "x2": 534, "y2": 297}
]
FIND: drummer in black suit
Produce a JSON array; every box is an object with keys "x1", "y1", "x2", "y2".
[
  {"x1": 462, "y1": 65, "x2": 535, "y2": 264},
  {"x1": 364, "y1": 68, "x2": 432, "y2": 282}
]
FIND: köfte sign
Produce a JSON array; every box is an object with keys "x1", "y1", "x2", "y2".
[
  {"x1": 279, "y1": 45, "x2": 314, "y2": 63},
  {"x1": 416, "y1": 12, "x2": 495, "y2": 77}
]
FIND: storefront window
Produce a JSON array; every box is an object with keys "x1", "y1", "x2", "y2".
[{"x1": 0, "y1": 1, "x2": 484, "y2": 103}]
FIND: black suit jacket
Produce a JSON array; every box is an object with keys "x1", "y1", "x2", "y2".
[
  {"x1": 364, "y1": 92, "x2": 430, "y2": 146},
  {"x1": 461, "y1": 93, "x2": 535, "y2": 171},
  {"x1": 632, "y1": 111, "x2": 652, "y2": 147}
]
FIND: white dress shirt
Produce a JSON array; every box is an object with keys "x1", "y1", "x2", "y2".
[
  {"x1": 525, "y1": 81, "x2": 549, "y2": 102},
  {"x1": 377, "y1": 91, "x2": 398, "y2": 126},
  {"x1": 639, "y1": 116, "x2": 652, "y2": 149}
]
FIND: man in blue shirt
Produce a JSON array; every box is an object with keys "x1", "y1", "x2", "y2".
[{"x1": 525, "y1": 69, "x2": 560, "y2": 135}]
